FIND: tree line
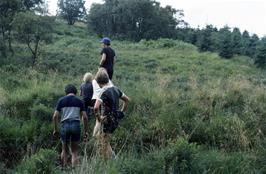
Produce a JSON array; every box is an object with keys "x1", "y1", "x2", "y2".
[
  {"x1": 1, "y1": 0, "x2": 266, "y2": 68},
  {"x1": 88, "y1": 0, "x2": 266, "y2": 67},
  {"x1": 176, "y1": 25, "x2": 266, "y2": 65}
]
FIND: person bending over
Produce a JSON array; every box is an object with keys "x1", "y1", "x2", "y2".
[{"x1": 53, "y1": 84, "x2": 88, "y2": 167}]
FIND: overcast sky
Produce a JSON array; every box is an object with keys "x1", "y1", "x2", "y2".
[{"x1": 47, "y1": 0, "x2": 266, "y2": 37}]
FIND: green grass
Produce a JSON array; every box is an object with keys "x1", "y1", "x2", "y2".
[{"x1": 1, "y1": 21, "x2": 266, "y2": 173}]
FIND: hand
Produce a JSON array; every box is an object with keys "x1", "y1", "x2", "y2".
[
  {"x1": 100, "y1": 115, "x2": 107, "y2": 123},
  {"x1": 83, "y1": 132, "x2": 89, "y2": 142},
  {"x1": 53, "y1": 130, "x2": 59, "y2": 139}
]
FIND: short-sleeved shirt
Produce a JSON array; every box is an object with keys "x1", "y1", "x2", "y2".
[
  {"x1": 92, "y1": 79, "x2": 113, "y2": 100},
  {"x1": 56, "y1": 95, "x2": 85, "y2": 122},
  {"x1": 80, "y1": 82, "x2": 93, "y2": 106},
  {"x1": 100, "y1": 47, "x2": 115, "y2": 71},
  {"x1": 98, "y1": 86, "x2": 124, "y2": 114}
]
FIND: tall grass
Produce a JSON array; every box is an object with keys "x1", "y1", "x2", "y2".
[{"x1": 1, "y1": 21, "x2": 266, "y2": 173}]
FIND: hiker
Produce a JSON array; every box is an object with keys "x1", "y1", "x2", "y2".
[
  {"x1": 52, "y1": 84, "x2": 88, "y2": 167},
  {"x1": 100, "y1": 37, "x2": 116, "y2": 80},
  {"x1": 93, "y1": 68, "x2": 130, "y2": 160},
  {"x1": 80, "y1": 72, "x2": 94, "y2": 117}
]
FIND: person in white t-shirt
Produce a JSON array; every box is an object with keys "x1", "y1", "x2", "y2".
[{"x1": 92, "y1": 68, "x2": 114, "y2": 137}]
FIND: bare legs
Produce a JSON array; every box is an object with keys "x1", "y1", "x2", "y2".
[
  {"x1": 61, "y1": 143, "x2": 68, "y2": 167},
  {"x1": 61, "y1": 142, "x2": 79, "y2": 167},
  {"x1": 99, "y1": 133, "x2": 113, "y2": 160},
  {"x1": 71, "y1": 142, "x2": 79, "y2": 167}
]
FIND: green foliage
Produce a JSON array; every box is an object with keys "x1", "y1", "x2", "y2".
[
  {"x1": 0, "y1": 0, "x2": 21, "y2": 56},
  {"x1": 231, "y1": 27, "x2": 243, "y2": 54},
  {"x1": 218, "y1": 26, "x2": 234, "y2": 58},
  {"x1": 14, "y1": 11, "x2": 54, "y2": 67},
  {"x1": 1, "y1": 21, "x2": 266, "y2": 173},
  {"x1": 191, "y1": 151, "x2": 257, "y2": 174},
  {"x1": 255, "y1": 37, "x2": 266, "y2": 68},
  {"x1": 88, "y1": 0, "x2": 183, "y2": 41},
  {"x1": 21, "y1": 0, "x2": 44, "y2": 11},
  {"x1": 30, "y1": 103, "x2": 53, "y2": 122},
  {"x1": 58, "y1": 0, "x2": 86, "y2": 25},
  {"x1": 196, "y1": 25, "x2": 217, "y2": 52},
  {"x1": 16, "y1": 149, "x2": 59, "y2": 174}
]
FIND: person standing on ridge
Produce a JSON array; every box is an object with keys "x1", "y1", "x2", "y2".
[
  {"x1": 52, "y1": 84, "x2": 88, "y2": 167},
  {"x1": 100, "y1": 37, "x2": 116, "y2": 80}
]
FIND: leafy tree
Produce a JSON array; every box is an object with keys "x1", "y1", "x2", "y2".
[
  {"x1": 241, "y1": 30, "x2": 251, "y2": 56},
  {"x1": 57, "y1": 0, "x2": 86, "y2": 25},
  {"x1": 21, "y1": 0, "x2": 44, "y2": 10},
  {"x1": 14, "y1": 12, "x2": 54, "y2": 67},
  {"x1": 246, "y1": 34, "x2": 259, "y2": 58},
  {"x1": 88, "y1": 0, "x2": 184, "y2": 41},
  {"x1": 218, "y1": 26, "x2": 233, "y2": 58},
  {"x1": 196, "y1": 25, "x2": 216, "y2": 52},
  {"x1": 0, "y1": 0, "x2": 21, "y2": 56},
  {"x1": 255, "y1": 37, "x2": 266, "y2": 68},
  {"x1": 231, "y1": 28, "x2": 243, "y2": 55}
]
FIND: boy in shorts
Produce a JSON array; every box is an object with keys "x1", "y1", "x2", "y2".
[{"x1": 53, "y1": 84, "x2": 88, "y2": 167}]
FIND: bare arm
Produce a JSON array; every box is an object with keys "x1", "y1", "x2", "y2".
[
  {"x1": 100, "y1": 53, "x2": 106, "y2": 66},
  {"x1": 121, "y1": 95, "x2": 130, "y2": 112},
  {"x1": 113, "y1": 56, "x2": 116, "y2": 66},
  {"x1": 53, "y1": 111, "x2": 60, "y2": 133},
  {"x1": 81, "y1": 111, "x2": 88, "y2": 134},
  {"x1": 94, "y1": 99, "x2": 102, "y2": 121}
]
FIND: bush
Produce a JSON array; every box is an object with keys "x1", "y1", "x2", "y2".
[
  {"x1": 191, "y1": 151, "x2": 257, "y2": 174},
  {"x1": 163, "y1": 138, "x2": 199, "y2": 173},
  {"x1": 0, "y1": 117, "x2": 25, "y2": 167},
  {"x1": 16, "y1": 149, "x2": 59, "y2": 174},
  {"x1": 191, "y1": 115, "x2": 249, "y2": 151},
  {"x1": 30, "y1": 103, "x2": 53, "y2": 122}
]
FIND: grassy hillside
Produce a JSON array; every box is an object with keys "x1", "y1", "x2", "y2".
[{"x1": 1, "y1": 21, "x2": 266, "y2": 173}]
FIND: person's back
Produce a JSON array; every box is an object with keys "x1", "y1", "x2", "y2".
[
  {"x1": 100, "y1": 86, "x2": 123, "y2": 115},
  {"x1": 101, "y1": 47, "x2": 115, "y2": 71},
  {"x1": 80, "y1": 82, "x2": 93, "y2": 107},
  {"x1": 56, "y1": 95, "x2": 84, "y2": 122},
  {"x1": 93, "y1": 69, "x2": 129, "y2": 160},
  {"x1": 53, "y1": 84, "x2": 88, "y2": 167},
  {"x1": 100, "y1": 37, "x2": 116, "y2": 80}
]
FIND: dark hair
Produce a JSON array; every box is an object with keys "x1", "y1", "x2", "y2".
[
  {"x1": 95, "y1": 68, "x2": 109, "y2": 85},
  {"x1": 65, "y1": 84, "x2": 77, "y2": 95}
]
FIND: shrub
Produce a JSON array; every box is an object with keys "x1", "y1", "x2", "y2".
[
  {"x1": 30, "y1": 103, "x2": 53, "y2": 122},
  {"x1": 191, "y1": 115, "x2": 250, "y2": 151},
  {"x1": 16, "y1": 149, "x2": 59, "y2": 174},
  {"x1": 191, "y1": 151, "x2": 257, "y2": 174},
  {"x1": 163, "y1": 138, "x2": 199, "y2": 173}
]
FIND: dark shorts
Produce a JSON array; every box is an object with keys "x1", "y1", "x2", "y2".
[
  {"x1": 60, "y1": 120, "x2": 81, "y2": 143},
  {"x1": 102, "y1": 68, "x2": 113, "y2": 80},
  {"x1": 107, "y1": 69, "x2": 113, "y2": 80}
]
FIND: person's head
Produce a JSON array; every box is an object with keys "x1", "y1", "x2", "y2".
[
  {"x1": 83, "y1": 72, "x2": 93, "y2": 83},
  {"x1": 65, "y1": 84, "x2": 77, "y2": 95},
  {"x1": 100, "y1": 37, "x2": 111, "y2": 47},
  {"x1": 95, "y1": 68, "x2": 109, "y2": 87}
]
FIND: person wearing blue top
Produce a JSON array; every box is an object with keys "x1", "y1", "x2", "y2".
[
  {"x1": 80, "y1": 72, "x2": 94, "y2": 117},
  {"x1": 52, "y1": 84, "x2": 88, "y2": 167},
  {"x1": 100, "y1": 37, "x2": 116, "y2": 80}
]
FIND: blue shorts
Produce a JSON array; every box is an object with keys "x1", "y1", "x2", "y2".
[{"x1": 60, "y1": 120, "x2": 81, "y2": 143}]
